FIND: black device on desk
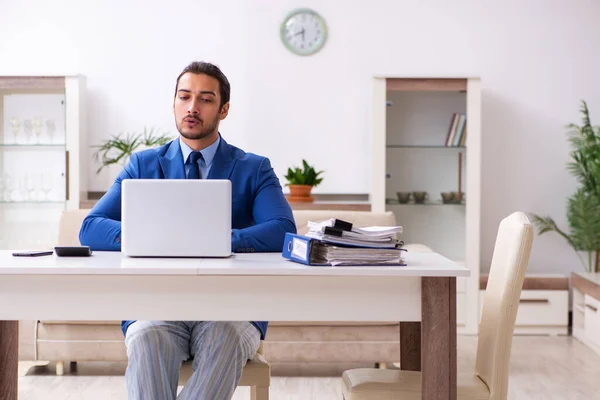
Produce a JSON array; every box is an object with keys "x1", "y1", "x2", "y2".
[
  {"x1": 54, "y1": 246, "x2": 92, "y2": 257},
  {"x1": 12, "y1": 250, "x2": 54, "y2": 257}
]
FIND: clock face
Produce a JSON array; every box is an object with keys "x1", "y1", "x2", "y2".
[{"x1": 280, "y1": 9, "x2": 327, "y2": 56}]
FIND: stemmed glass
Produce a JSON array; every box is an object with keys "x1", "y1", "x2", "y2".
[
  {"x1": 3, "y1": 174, "x2": 12, "y2": 201},
  {"x1": 46, "y1": 119, "x2": 56, "y2": 144},
  {"x1": 15, "y1": 175, "x2": 26, "y2": 201},
  {"x1": 32, "y1": 117, "x2": 43, "y2": 144},
  {"x1": 25, "y1": 173, "x2": 39, "y2": 202},
  {"x1": 41, "y1": 173, "x2": 53, "y2": 200},
  {"x1": 23, "y1": 119, "x2": 33, "y2": 144},
  {"x1": 9, "y1": 117, "x2": 20, "y2": 144}
]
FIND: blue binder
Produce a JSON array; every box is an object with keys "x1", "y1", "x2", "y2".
[{"x1": 282, "y1": 233, "x2": 324, "y2": 265}]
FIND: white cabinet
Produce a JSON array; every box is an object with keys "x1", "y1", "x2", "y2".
[
  {"x1": 571, "y1": 272, "x2": 600, "y2": 355},
  {"x1": 371, "y1": 77, "x2": 481, "y2": 334},
  {"x1": 583, "y1": 295, "x2": 600, "y2": 350},
  {"x1": 573, "y1": 289, "x2": 600, "y2": 355},
  {"x1": 479, "y1": 289, "x2": 568, "y2": 335},
  {"x1": 0, "y1": 76, "x2": 87, "y2": 250},
  {"x1": 479, "y1": 274, "x2": 569, "y2": 335}
]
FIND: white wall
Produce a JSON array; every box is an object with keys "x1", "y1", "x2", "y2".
[{"x1": 1, "y1": 0, "x2": 599, "y2": 274}]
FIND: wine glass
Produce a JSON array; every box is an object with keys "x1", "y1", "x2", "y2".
[
  {"x1": 9, "y1": 117, "x2": 20, "y2": 144},
  {"x1": 32, "y1": 117, "x2": 43, "y2": 144},
  {"x1": 25, "y1": 173, "x2": 39, "y2": 202},
  {"x1": 41, "y1": 173, "x2": 53, "y2": 200},
  {"x1": 3, "y1": 174, "x2": 12, "y2": 202},
  {"x1": 18, "y1": 175, "x2": 28, "y2": 201},
  {"x1": 23, "y1": 119, "x2": 33, "y2": 144},
  {"x1": 46, "y1": 119, "x2": 56, "y2": 144}
]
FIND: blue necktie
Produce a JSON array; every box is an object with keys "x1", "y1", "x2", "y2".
[{"x1": 187, "y1": 151, "x2": 203, "y2": 179}]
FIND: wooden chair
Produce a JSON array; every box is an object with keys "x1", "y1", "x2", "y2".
[{"x1": 341, "y1": 211, "x2": 534, "y2": 400}]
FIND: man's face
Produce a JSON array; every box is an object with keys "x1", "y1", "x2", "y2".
[{"x1": 174, "y1": 72, "x2": 229, "y2": 141}]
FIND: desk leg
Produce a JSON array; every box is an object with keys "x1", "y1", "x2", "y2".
[
  {"x1": 0, "y1": 320, "x2": 18, "y2": 400},
  {"x1": 421, "y1": 277, "x2": 456, "y2": 400},
  {"x1": 400, "y1": 322, "x2": 421, "y2": 371}
]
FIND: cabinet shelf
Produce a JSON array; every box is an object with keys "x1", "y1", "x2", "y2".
[
  {"x1": 386, "y1": 145, "x2": 466, "y2": 149},
  {"x1": 0, "y1": 201, "x2": 65, "y2": 204},
  {"x1": 0, "y1": 144, "x2": 66, "y2": 148},
  {"x1": 386, "y1": 199, "x2": 465, "y2": 206}
]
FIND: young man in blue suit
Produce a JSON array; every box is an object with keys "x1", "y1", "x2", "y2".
[{"x1": 79, "y1": 61, "x2": 296, "y2": 400}]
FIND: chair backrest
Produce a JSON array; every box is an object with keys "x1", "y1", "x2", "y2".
[
  {"x1": 474, "y1": 212, "x2": 534, "y2": 399},
  {"x1": 292, "y1": 210, "x2": 397, "y2": 235},
  {"x1": 57, "y1": 209, "x2": 91, "y2": 246}
]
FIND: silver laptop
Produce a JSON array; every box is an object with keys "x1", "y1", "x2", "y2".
[{"x1": 121, "y1": 179, "x2": 232, "y2": 257}]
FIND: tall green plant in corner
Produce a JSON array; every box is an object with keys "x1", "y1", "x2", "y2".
[{"x1": 530, "y1": 100, "x2": 600, "y2": 273}]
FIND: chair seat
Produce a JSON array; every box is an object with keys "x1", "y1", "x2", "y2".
[
  {"x1": 342, "y1": 369, "x2": 490, "y2": 400},
  {"x1": 178, "y1": 351, "x2": 270, "y2": 387}
]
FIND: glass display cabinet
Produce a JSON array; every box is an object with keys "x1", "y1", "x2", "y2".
[{"x1": 0, "y1": 75, "x2": 87, "y2": 250}]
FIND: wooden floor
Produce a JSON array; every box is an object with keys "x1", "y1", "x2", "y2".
[{"x1": 17, "y1": 336, "x2": 600, "y2": 399}]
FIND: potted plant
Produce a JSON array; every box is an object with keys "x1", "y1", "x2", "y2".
[
  {"x1": 284, "y1": 159, "x2": 324, "y2": 203},
  {"x1": 530, "y1": 100, "x2": 600, "y2": 273},
  {"x1": 93, "y1": 127, "x2": 173, "y2": 175}
]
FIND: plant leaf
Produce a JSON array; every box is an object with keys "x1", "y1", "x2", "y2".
[
  {"x1": 529, "y1": 214, "x2": 573, "y2": 245},
  {"x1": 567, "y1": 188, "x2": 600, "y2": 251},
  {"x1": 284, "y1": 160, "x2": 325, "y2": 187},
  {"x1": 92, "y1": 128, "x2": 173, "y2": 173}
]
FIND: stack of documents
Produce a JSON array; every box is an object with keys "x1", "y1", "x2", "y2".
[
  {"x1": 282, "y1": 218, "x2": 406, "y2": 267},
  {"x1": 309, "y1": 241, "x2": 406, "y2": 266},
  {"x1": 305, "y1": 218, "x2": 403, "y2": 249}
]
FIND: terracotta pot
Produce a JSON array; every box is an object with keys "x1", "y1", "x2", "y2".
[{"x1": 286, "y1": 184, "x2": 314, "y2": 203}]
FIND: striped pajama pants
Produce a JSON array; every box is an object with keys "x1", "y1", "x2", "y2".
[{"x1": 124, "y1": 321, "x2": 261, "y2": 400}]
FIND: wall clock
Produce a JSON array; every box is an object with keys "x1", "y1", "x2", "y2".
[{"x1": 280, "y1": 8, "x2": 328, "y2": 56}]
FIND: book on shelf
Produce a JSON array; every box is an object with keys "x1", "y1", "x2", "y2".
[{"x1": 445, "y1": 113, "x2": 467, "y2": 147}]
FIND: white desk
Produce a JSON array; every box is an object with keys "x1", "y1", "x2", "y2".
[{"x1": 0, "y1": 250, "x2": 468, "y2": 400}]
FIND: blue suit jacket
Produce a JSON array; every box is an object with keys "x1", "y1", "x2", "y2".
[{"x1": 79, "y1": 136, "x2": 297, "y2": 339}]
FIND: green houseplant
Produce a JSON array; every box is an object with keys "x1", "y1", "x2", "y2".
[
  {"x1": 93, "y1": 127, "x2": 173, "y2": 174},
  {"x1": 284, "y1": 159, "x2": 324, "y2": 203},
  {"x1": 530, "y1": 100, "x2": 600, "y2": 273}
]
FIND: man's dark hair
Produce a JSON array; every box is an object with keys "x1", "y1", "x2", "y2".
[{"x1": 174, "y1": 61, "x2": 230, "y2": 109}]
